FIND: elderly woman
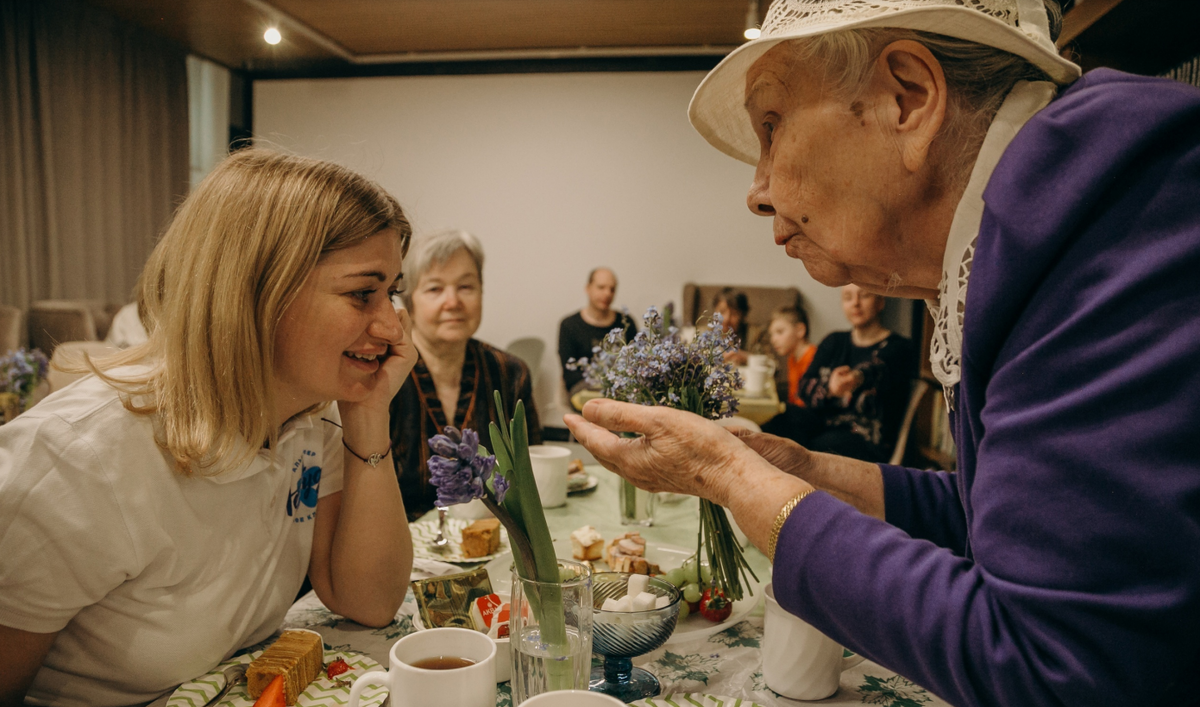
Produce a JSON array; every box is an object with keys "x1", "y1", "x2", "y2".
[
  {"x1": 566, "y1": 1, "x2": 1200, "y2": 705},
  {"x1": 0, "y1": 150, "x2": 416, "y2": 705},
  {"x1": 389, "y1": 229, "x2": 541, "y2": 520}
]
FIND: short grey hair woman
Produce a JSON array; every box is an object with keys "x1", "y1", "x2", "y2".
[
  {"x1": 566, "y1": 0, "x2": 1200, "y2": 704},
  {"x1": 388, "y1": 228, "x2": 541, "y2": 520}
]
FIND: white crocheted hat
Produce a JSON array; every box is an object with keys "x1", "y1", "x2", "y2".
[{"x1": 689, "y1": 0, "x2": 1082, "y2": 164}]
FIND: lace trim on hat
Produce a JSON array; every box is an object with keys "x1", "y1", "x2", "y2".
[
  {"x1": 927, "y1": 80, "x2": 1056, "y2": 409},
  {"x1": 762, "y1": 0, "x2": 1049, "y2": 43}
]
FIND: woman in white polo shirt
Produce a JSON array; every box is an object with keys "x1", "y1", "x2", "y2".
[{"x1": 0, "y1": 149, "x2": 417, "y2": 707}]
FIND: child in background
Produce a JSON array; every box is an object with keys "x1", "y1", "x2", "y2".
[{"x1": 768, "y1": 305, "x2": 816, "y2": 406}]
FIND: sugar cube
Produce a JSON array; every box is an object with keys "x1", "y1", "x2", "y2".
[
  {"x1": 632, "y1": 592, "x2": 657, "y2": 612},
  {"x1": 655, "y1": 595, "x2": 671, "y2": 609},
  {"x1": 602, "y1": 597, "x2": 623, "y2": 612},
  {"x1": 627, "y1": 574, "x2": 650, "y2": 597}
]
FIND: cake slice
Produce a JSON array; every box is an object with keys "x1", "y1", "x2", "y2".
[
  {"x1": 461, "y1": 518, "x2": 501, "y2": 558},
  {"x1": 570, "y1": 525, "x2": 604, "y2": 561},
  {"x1": 247, "y1": 630, "x2": 324, "y2": 705}
]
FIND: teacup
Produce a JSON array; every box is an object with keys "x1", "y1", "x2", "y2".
[
  {"x1": 528, "y1": 445, "x2": 570, "y2": 508},
  {"x1": 762, "y1": 582, "x2": 864, "y2": 700},
  {"x1": 348, "y1": 627, "x2": 496, "y2": 707},
  {"x1": 518, "y1": 690, "x2": 625, "y2": 706},
  {"x1": 412, "y1": 592, "x2": 512, "y2": 683}
]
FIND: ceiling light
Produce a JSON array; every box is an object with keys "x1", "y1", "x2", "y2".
[
  {"x1": 743, "y1": 0, "x2": 760, "y2": 40},
  {"x1": 264, "y1": 27, "x2": 282, "y2": 45}
]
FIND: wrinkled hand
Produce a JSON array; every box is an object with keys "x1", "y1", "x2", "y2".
[
  {"x1": 827, "y1": 365, "x2": 862, "y2": 398},
  {"x1": 728, "y1": 428, "x2": 816, "y2": 481},
  {"x1": 564, "y1": 399, "x2": 771, "y2": 506}
]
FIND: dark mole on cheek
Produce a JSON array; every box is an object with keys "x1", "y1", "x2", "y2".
[
  {"x1": 850, "y1": 101, "x2": 864, "y2": 119},
  {"x1": 693, "y1": 473, "x2": 705, "y2": 486},
  {"x1": 801, "y1": 216, "x2": 809, "y2": 224}
]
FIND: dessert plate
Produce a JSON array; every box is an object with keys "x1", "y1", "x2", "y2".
[
  {"x1": 411, "y1": 516, "x2": 509, "y2": 563},
  {"x1": 166, "y1": 649, "x2": 385, "y2": 707}
]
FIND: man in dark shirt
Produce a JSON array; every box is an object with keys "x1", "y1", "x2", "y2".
[{"x1": 557, "y1": 267, "x2": 637, "y2": 394}]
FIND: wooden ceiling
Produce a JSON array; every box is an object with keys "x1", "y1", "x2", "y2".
[
  {"x1": 78, "y1": 0, "x2": 755, "y2": 73},
  {"x1": 80, "y1": 0, "x2": 1200, "y2": 78}
]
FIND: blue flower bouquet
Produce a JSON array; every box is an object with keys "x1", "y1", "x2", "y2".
[{"x1": 574, "y1": 306, "x2": 758, "y2": 601}]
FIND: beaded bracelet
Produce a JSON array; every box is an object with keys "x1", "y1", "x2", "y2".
[{"x1": 767, "y1": 488, "x2": 816, "y2": 563}]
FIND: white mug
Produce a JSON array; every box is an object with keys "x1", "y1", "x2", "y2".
[
  {"x1": 448, "y1": 498, "x2": 493, "y2": 521},
  {"x1": 744, "y1": 366, "x2": 768, "y2": 396},
  {"x1": 348, "y1": 627, "x2": 496, "y2": 707},
  {"x1": 518, "y1": 690, "x2": 626, "y2": 706},
  {"x1": 528, "y1": 445, "x2": 570, "y2": 508},
  {"x1": 762, "y1": 582, "x2": 864, "y2": 700}
]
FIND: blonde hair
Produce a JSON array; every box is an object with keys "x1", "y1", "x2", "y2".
[{"x1": 93, "y1": 149, "x2": 411, "y2": 475}]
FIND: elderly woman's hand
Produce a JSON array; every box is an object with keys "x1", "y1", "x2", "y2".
[{"x1": 565, "y1": 399, "x2": 777, "y2": 507}]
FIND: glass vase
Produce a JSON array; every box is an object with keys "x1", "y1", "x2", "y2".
[
  {"x1": 619, "y1": 478, "x2": 655, "y2": 526},
  {"x1": 510, "y1": 559, "x2": 594, "y2": 704}
]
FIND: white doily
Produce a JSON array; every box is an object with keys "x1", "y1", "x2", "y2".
[
  {"x1": 926, "y1": 79, "x2": 1057, "y2": 409},
  {"x1": 762, "y1": 0, "x2": 1054, "y2": 46}
]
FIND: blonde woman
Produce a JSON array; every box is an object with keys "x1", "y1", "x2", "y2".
[{"x1": 0, "y1": 149, "x2": 417, "y2": 706}]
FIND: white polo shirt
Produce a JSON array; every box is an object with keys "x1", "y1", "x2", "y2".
[{"x1": 0, "y1": 371, "x2": 344, "y2": 707}]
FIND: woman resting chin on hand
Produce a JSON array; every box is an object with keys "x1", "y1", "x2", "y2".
[{"x1": 0, "y1": 149, "x2": 417, "y2": 707}]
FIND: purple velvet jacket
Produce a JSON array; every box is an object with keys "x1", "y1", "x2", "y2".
[{"x1": 772, "y1": 69, "x2": 1200, "y2": 707}]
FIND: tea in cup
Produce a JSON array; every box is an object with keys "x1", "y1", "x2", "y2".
[{"x1": 347, "y1": 627, "x2": 495, "y2": 707}]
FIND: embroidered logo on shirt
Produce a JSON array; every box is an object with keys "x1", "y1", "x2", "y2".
[{"x1": 288, "y1": 449, "x2": 321, "y2": 522}]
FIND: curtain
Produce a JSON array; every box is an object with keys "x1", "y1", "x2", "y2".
[
  {"x1": 0, "y1": 0, "x2": 189, "y2": 311},
  {"x1": 187, "y1": 55, "x2": 230, "y2": 190}
]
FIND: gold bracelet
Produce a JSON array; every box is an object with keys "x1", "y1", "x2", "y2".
[{"x1": 768, "y1": 488, "x2": 816, "y2": 563}]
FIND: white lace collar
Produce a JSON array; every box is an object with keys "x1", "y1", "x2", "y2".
[{"x1": 927, "y1": 80, "x2": 1057, "y2": 409}]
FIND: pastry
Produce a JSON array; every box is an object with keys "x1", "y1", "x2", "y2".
[
  {"x1": 247, "y1": 629, "x2": 323, "y2": 705},
  {"x1": 570, "y1": 525, "x2": 604, "y2": 561},
  {"x1": 460, "y1": 518, "x2": 501, "y2": 558}
]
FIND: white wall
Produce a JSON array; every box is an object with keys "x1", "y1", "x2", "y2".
[{"x1": 255, "y1": 70, "x2": 888, "y2": 426}]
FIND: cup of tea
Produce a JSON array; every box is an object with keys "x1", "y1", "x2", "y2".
[
  {"x1": 348, "y1": 627, "x2": 496, "y2": 707},
  {"x1": 518, "y1": 690, "x2": 626, "y2": 706},
  {"x1": 762, "y1": 582, "x2": 864, "y2": 700},
  {"x1": 528, "y1": 445, "x2": 570, "y2": 508}
]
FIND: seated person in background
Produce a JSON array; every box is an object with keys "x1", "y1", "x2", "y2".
[
  {"x1": 103, "y1": 301, "x2": 148, "y2": 348},
  {"x1": 712, "y1": 287, "x2": 763, "y2": 365},
  {"x1": 0, "y1": 149, "x2": 415, "y2": 705},
  {"x1": 389, "y1": 229, "x2": 541, "y2": 521},
  {"x1": 764, "y1": 284, "x2": 915, "y2": 463},
  {"x1": 557, "y1": 267, "x2": 636, "y2": 394},
  {"x1": 768, "y1": 304, "x2": 816, "y2": 406}
]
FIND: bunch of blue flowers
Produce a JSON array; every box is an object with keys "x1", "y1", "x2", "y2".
[
  {"x1": 0, "y1": 347, "x2": 50, "y2": 407},
  {"x1": 577, "y1": 307, "x2": 742, "y2": 420},
  {"x1": 576, "y1": 307, "x2": 758, "y2": 602}
]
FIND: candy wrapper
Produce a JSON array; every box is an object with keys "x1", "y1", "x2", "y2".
[{"x1": 411, "y1": 567, "x2": 493, "y2": 629}]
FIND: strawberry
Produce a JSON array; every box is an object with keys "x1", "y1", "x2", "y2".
[
  {"x1": 698, "y1": 587, "x2": 732, "y2": 623},
  {"x1": 326, "y1": 658, "x2": 351, "y2": 680}
]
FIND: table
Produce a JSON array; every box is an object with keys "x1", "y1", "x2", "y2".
[
  {"x1": 272, "y1": 443, "x2": 949, "y2": 707},
  {"x1": 570, "y1": 389, "x2": 785, "y2": 427}
]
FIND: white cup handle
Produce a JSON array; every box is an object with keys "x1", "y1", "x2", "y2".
[
  {"x1": 348, "y1": 669, "x2": 388, "y2": 707},
  {"x1": 843, "y1": 652, "x2": 866, "y2": 671}
]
